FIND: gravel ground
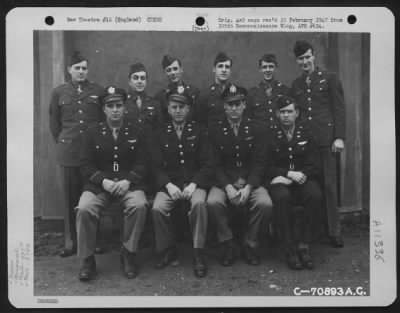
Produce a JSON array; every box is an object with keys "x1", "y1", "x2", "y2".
[{"x1": 34, "y1": 221, "x2": 369, "y2": 297}]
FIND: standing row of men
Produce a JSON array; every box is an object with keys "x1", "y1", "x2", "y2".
[{"x1": 49, "y1": 40, "x2": 346, "y2": 281}]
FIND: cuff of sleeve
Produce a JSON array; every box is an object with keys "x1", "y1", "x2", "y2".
[
  {"x1": 90, "y1": 171, "x2": 106, "y2": 185},
  {"x1": 127, "y1": 171, "x2": 142, "y2": 185}
]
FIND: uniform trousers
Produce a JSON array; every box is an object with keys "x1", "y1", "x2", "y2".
[
  {"x1": 152, "y1": 189, "x2": 208, "y2": 251},
  {"x1": 76, "y1": 190, "x2": 148, "y2": 258},
  {"x1": 61, "y1": 166, "x2": 82, "y2": 249},
  {"x1": 268, "y1": 180, "x2": 322, "y2": 247},
  {"x1": 207, "y1": 186, "x2": 273, "y2": 248},
  {"x1": 320, "y1": 147, "x2": 341, "y2": 237}
]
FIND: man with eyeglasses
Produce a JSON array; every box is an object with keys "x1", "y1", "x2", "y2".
[
  {"x1": 125, "y1": 62, "x2": 163, "y2": 133},
  {"x1": 207, "y1": 85, "x2": 272, "y2": 267},
  {"x1": 75, "y1": 86, "x2": 149, "y2": 281},
  {"x1": 154, "y1": 55, "x2": 200, "y2": 123},
  {"x1": 150, "y1": 85, "x2": 214, "y2": 278},
  {"x1": 247, "y1": 53, "x2": 290, "y2": 130},
  {"x1": 49, "y1": 51, "x2": 103, "y2": 258}
]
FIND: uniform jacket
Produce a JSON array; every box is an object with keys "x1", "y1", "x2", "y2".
[
  {"x1": 150, "y1": 121, "x2": 214, "y2": 191},
  {"x1": 49, "y1": 80, "x2": 104, "y2": 166},
  {"x1": 209, "y1": 118, "x2": 266, "y2": 189},
  {"x1": 80, "y1": 121, "x2": 148, "y2": 194},
  {"x1": 247, "y1": 79, "x2": 290, "y2": 130},
  {"x1": 264, "y1": 123, "x2": 320, "y2": 185},
  {"x1": 154, "y1": 81, "x2": 199, "y2": 123},
  {"x1": 290, "y1": 69, "x2": 346, "y2": 147},
  {"x1": 195, "y1": 82, "x2": 240, "y2": 128},
  {"x1": 125, "y1": 90, "x2": 163, "y2": 133}
]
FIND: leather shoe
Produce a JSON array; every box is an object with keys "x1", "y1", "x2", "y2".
[
  {"x1": 79, "y1": 255, "x2": 96, "y2": 281},
  {"x1": 95, "y1": 246, "x2": 105, "y2": 254},
  {"x1": 331, "y1": 236, "x2": 344, "y2": 248},
  {"x1": 286, "y1": 249, "x2": 302, "y2": 270},
  {"x1": 242, "y1": 245, "x2": 260, "y2": 266},
  {"x1": 60, "y1": 246, "x2": 77, "y2": 258},
  {"x1": 193, "y1": 249, "x2": 207, "y2": 278},
  {"x1": 220, "y1": 240, "x2": 236, "y2": 267},
  {"x1": 297, "y1": 248, "x2": 314, "y2": 269},
  {"x1": 120, "y1": 247, "x2": 137, "y2": 279},
  {"x1": 155, "y1": 246, "x2": 179, "y2": 269}
]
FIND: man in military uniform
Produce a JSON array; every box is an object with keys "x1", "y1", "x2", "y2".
[
  {"x1": 247, "y1": 53, "x2": 290, "y2": 130},
  {"x1": 150, "y1": 85, "x2": 214, "y2": 278},
  {"x1": 207, "y1": 85, "x2": 272, "y2": 267},
  {"x1": 291, "y1": 40, "x2": 346, "y2": 248},
  {"x1": 195, "y1": 52, "x2": 241, "y2": 128},
  {"x1": 49, "y1": 51, "x2": 103, "y2": 257},
  {"x1": 76, "y1": 86, "x2": 148, "y2": 281},
  {"x1": 265, "y1": 96, "x2": 322, "y2": 270},
  {"x1": 125, "y1": 62, "x2": 163, "y2": 133},
  {"x1": 154, "y1": 55, "x2": 199, "y2": 122}
]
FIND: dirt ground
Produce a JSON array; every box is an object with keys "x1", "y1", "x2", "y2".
[{"x1": 34, "y1": 216, "x2": 369, "y2": 297}]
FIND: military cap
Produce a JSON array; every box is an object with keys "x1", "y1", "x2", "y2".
[
  {"x1": 293, "y1": 40, "x2": 314, "y2": 57},
  {"x1": 213, "y1": 52, "x2": 233, "y2": 66},
  {"x1": 221, "y1": 85, "x2": 247, "y2": 104},
  {"x1": 259, "y1": 53, "x2": 278, "y2": 66},
  {"x1": 129, "y1": 62, "x2": 147, "y2": 77},
  {"x1": 68, "y1": 51, "x2": 88, "y2": 66},
  {"x1": 167, "y1": 85, "x2": 191, "y2": 105},
  {"x1": 162, "y1": 55, "x2": 181, "y2": 69},
  {"x1": 99, "y1": 86, "x2": 127, "y2": 105},
  {"x1": 276, "y1": 95, "x2": 298, "y2": 110}
]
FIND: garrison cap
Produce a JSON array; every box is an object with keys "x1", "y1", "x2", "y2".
[
  {"x1": 129, "y1": 62, "x2": 147, "y2": 77},
  {"x1": 99, "y1": 86, "x2": 127, "y2": 105},
  {"x1": 162, "y1": 55, "x2": 181, "y2": 69},
  {"x1": 276, "y1": 95, "x2": 298, "y2": 110},
  {"x1": 259, "y1": 53, "x2": 278, "y2": 66},
  {"x1": 214, "y1": 52, "x2": 232, "y2": 66},
  {"x1": 68, "y1": 51, "x2": 88, "y2": 66},
  {"x1": 293, "y1": 40, "x2": 314, "y2": 57},
  {"x1": 167, "y1": 85, "x2": 191, "y2": 105},
  {"x1": 221, "y1": 85, "x2": 247, "y2": 104}
]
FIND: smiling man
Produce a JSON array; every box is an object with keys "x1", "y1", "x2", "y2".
[
  {"x1": 290, "y1": 40, "x2": 346, "y2": 248},
  {"x1": 265, "y1": 95, "x2": 322, "y2": 270},
  {"x1": 247, "y1": 53, "x2": 290, "y2": 130},
  {"x1": 150, "y1": 86, "x2": 214, "y2": 278},
  {"x1": 154, "y1": 55, "x2": 199, "y2": 123},
  {"x1": 125, "y1": 62, "x2": 163, "y2": 133},
  {"x1": 207, "y1": 85, "x2": 272, "y2": 267},
  {"x1": 75, "y1": 86, "x2": 149, "y2": 281},
  {"x1": 49, "y1": 51, "x2": 103, "y2": 258}
]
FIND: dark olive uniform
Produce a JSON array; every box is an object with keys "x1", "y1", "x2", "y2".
[
  {"x1": 76, "y1": 121, "x2": 148, "y2": 258},
  {"x1": 291, "y1": 69, "x2": 345, "y2": 237},
  {"x1": 154, "y1": 82, "x2": 199, "y2": 123},
  {"x1": 247, "y1": 80, "x2": 290, "y2": 130},
  {"x1": 125, "y1": 90, "x2": 163, "y2": 133},
  {"x1": 265, "y1": 123, "x2": 322, "y2": 247},
  {"x1": 207, "y1": 117, "x2": 273, "y2": 248},
  {"x1": 150, "y1": 121, "x2": 214, "y2": 251},
  {"x1": 49, "y1": 79, "x2": 103, "y2": 250}
]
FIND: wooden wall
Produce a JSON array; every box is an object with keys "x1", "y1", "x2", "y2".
[{"x1": 34, "y1": 31, "x2": 369, "y2": 217}]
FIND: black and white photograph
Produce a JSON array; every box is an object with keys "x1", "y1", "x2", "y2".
[{"x1": 6, "y1": 7, "x2": 396, "y2": 308}]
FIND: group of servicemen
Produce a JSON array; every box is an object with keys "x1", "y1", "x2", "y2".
[{"x1": 49, "y1": 39, "x2": 346, "y2": 281}]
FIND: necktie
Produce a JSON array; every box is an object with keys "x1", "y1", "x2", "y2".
[
  {"x1": 112, "y1": 128, "x2": 119, "y2": 140},
  {"x1": 285, "y1": 129, "x2": 293, "y2": 141},
  {"x1": 136, "y1": 96, "x2": 142, "y2": 109},
  {"x1": 77, "y1": 84, "x2": 82, "y2": 94},
  {"x1": 306, "y1": 76, "x2": 312, "y2": 87},
  {"x1": 233, "y1": 124, "x2": 239, "y2": 136},
  {"x1": 266, "y1": 84, "x2": 272, "y2": 97},
  {"x1": 176, "y1": 126, "x2": 183, "y2": 140}
]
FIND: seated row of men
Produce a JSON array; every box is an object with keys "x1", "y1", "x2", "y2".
[{"x1": 75, "y1": 84, "x2": 322, "y2": 281}]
